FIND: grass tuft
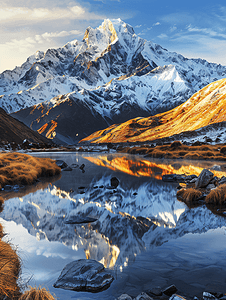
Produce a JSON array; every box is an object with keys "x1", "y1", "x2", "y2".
[
  {"x1": 0, "y1": 153, "x2": 61, "y2": 189},
  {"x1": 19, "y1": 286, "x2": 55, "y2": 300},
  {"x1": 0, "y1": 240, "x2": 21, "y2": 299},
  {"x1": 205, "y1": 184, "x2": 226, "y2": 205},
  {"x1": 177, "y1": 188, "x2": 202, "y2": 203},
  {"x1": 170, "y1": 141, "x2": 183, "y2": 149}
]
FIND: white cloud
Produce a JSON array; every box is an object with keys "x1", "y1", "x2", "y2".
[
  {"x1": 135, "y1": 24, "x2": 142, "y2": 28},
  {"x1": 186, "y1": 25, "x2": 226, "y2": 39},
  {"x1": 0, "y1": 5, "x2": 104, "y2": 24},
  {"x1": 157, "y1": 33, "x2": 167, "y2": 39},
  {"x1": 170, "y1": 25, "x2": 177, "y2": 32},
  {"x1": 0, "y1": 28, "x2": 83, "y2": 71},
  {"x1": 170, "y1": 34, "x2": 226, "y2": 66},
  {"x1": 153, "y1": 22, "x2": 160, "y2": 26},
  {"x1": 4, "y1": 29, "x2": 82, "y2": 51}
]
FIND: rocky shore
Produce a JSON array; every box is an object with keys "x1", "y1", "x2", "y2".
[{"x1": 116, "y1": 288, "x2": 226, "y2": 300}]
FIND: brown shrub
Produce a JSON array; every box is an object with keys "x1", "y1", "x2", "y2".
[
  {"x1": 178, "y1": 151, "x2": 188, "y2": 156},
  {"x1": 19, "y1": 286, "x2": 55, "y2": 300},
  {"x1": 204, "y1": 151, "x2": 215, "y2": 157},
  {"x1": 0, "y1": 240, "x2": 21, "y2": 299},
  {"x1": 199, "y1": 145, "x2": 212, "y2": 151},
  {"x1": 151, "y1": 151, "x2": 165, "y2": 158},
  {"x1": 177, "y1": 188, "x2": 202, "y2": 203},
  {"x1": 170, "y1": 141, "x2": 183, "y2": 150},
  {"x1": 0, "y1": 224, "x2": 3, "y2": 239},
  {"x1": 0, "y1": 153, "x2": 61, "y2": 189},
  {"x1": 220, "y1": 146, "x2": 226, "y2": 155},
  {"x1": 184, "y1": 153, "x2": 200, "y2": 160},
  {"x1": 205, "y1": 184, "x2": 226, "y2": 205},
  {"x1": 0, "y1": 197, "x2": 4, "y2": 213}
]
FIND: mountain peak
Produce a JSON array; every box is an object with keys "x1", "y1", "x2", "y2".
[{"x1": 82, "y1": 18, "x2": 136, "y2": 50}]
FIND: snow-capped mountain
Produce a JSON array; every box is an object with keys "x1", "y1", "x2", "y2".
[
  {"x1": 81, "y1": 78, "x2": 226, "y2": 144},
  {"x1": 2, "y1": 18, "x2": 226, "y2": 143}
]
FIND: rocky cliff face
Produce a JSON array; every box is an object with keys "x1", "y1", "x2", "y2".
[{"x1": 1, "y1": 18, "x2": 226, "y2": 143}]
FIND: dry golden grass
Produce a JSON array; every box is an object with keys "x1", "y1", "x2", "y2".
[
  {"x1": 19, "y1": 286, "x2": 55, "y2": 300},
  {"x1": 205, "y1": 184, "x2": 226, "y2": 205},
  {"x1": 0, "y1": 153, "x2": 61, "y2": 189},
  {"x1": 0, "y1": 224, "x2": 3, "y2": 239},
  {"x1": 177, "y1": 188, "x2": 202, "y2": 204},
  {"x1": 0, "y1": 240, "x2": 21, "y2": 299},
  {"x1": 117, "y1": 142, "x2": 226, "y2": 162}
]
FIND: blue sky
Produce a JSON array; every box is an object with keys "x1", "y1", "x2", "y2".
[{"x1": 1, "y1": 0, "x2": 226, "y2": 72}]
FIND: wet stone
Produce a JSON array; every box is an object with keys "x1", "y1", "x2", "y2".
[
  {"x1": 169, "y1": 295, "x2": 187, "y2": 300},
  {"x1": 218, "y1": 176, "x2": 226, "y2": 185},
  {"x1": 53, "y1": 259, "x2": 114, "y2": 292},
  {"x1": 55, "y1": 160, "x2": 68, "y2": 169},
  {"x1": 195, "y1": 169, "x2": 214, "y2": 188},
  {"x1": 206, "y1": 184, "x2": 216, "y2": 190},
  {"x1": 117, "y1": 294, "x2": 133, "y2": 300},
  {"x1": 162, "y1": 174, "x2": 186, "y2": 183},
  {"x1": 203, "y1": 292, "x2": 217, "y2": 300},
  {"x1": 135, "y1": 292, "x2": 154, "y2": 300},
  {"x1": 62, "y1": 166, "x2": 73, "y2": 171},
  {"x1": 163, "y1": 285, "x2": 178, "y2": 296},
  {"x1": 79, "y1": 164, "x2": 85, "y2": 170}
]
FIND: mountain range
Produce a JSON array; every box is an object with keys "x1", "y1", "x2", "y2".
[
  {"x1": 81, "y1": 78, "x2": 226, "y2": 144},
  {"x1": 1, "y1": 19, "x2": 226, "y2": 144}
]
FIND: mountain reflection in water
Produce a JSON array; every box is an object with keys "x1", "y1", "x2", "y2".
[
  {"x1": 1, "y1": 153, "x2": 226, "y2": 299},
  {"x1": 84, "y1": 154, "x2": 226, "y2": 179}
]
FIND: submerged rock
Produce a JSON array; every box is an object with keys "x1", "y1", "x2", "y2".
[
  {"x1": 163, "y1": 285, "x2": 177, "y2": 296},
  {"x1": 53, "y1": 259, "x2": 114, "y2": 292}
]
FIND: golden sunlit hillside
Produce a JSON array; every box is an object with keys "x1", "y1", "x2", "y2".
[{"x1": 80, "y1": 78, "x2": 226, "y2": 143}]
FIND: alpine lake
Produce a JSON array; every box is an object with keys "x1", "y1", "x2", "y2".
[{"x1": 1, "y1": 151, "x2": 226, "y2": 300}]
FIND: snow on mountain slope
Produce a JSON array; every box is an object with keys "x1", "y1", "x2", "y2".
[
  {"x1": 2, "y1": 18, "x2": 226, "y2": 143},
  {"x1": 80, "y1": 78, "x2": 226, "y2": 144}
]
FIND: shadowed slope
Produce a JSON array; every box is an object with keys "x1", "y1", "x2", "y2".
[
  {"x1": 0, "y1": 107, "x2": 52, "y2": 145},
  {"x1": 80, "y1": 78, "x2": 226, "y2": 143}
]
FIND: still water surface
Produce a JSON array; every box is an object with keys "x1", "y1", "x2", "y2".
[{"x1": 1, "y1": 152, "x2": 226, "y2": 299}]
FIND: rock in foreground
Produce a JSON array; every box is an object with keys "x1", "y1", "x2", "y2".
[{"x1": 53, "y1": 259, "x2": 114, "y2": 292}]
